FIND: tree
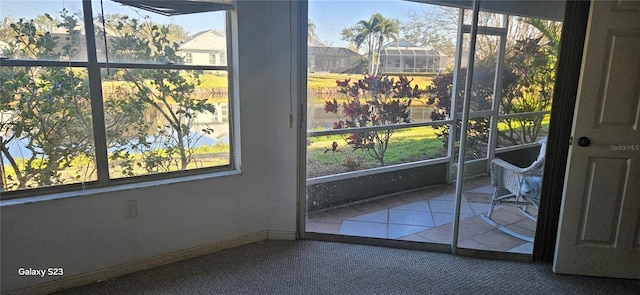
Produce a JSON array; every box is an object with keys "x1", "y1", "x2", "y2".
[
  {"x1": 425, "y1": 17, "x2": 561, "y2": 157},
  {"x1": 0, "y1": 17, "x2": 16, "y2": 42},
  {"x1": 499, "y1": 18, "x2": 561, "y2": 146},
  {"x1": 33, "y1": 14, "x2": 60, "y2": 33},
  {"x1": 402, "y1": 6, "x2": 458, "y2": 56},
  {"x1": 308, "y1": 18, "x2": 318, "y2": 38},
  {"x1": 0, "y1": 10, "x2": 94, "y2": 190},
  {"x1": 426, "y1": 62, "x2": 513, "y2": 159},
  {"x1": 341, "y1": 13, "x2": 399, "y2": 76},
  {"x1": 101, "y1": 15, "x2": 216, "y2": 173},
  {"x1": 0, "y1": 10, "x2": 217, "y2": 190},
  {"x1": 324, "y1": 75, "x2": 422, "y2": 166},
  {"x1": 341, "y1": 15, "x2": 378, "y2": 75},
  {"x1": 373, "y1": 17, "x2": 399, "y2": 76}
]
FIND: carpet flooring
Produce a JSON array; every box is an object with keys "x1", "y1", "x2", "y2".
[{"x1": 53, "y1": 240, "x2": 639, "y2": 295}]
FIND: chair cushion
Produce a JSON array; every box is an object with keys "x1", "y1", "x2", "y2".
[{"x1": 520, "y1": 176, "x2": 542, "y2": 199}]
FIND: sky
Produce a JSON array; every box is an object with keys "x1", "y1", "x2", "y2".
[
  {"x1": 1, "y1": 0, "x2": 437, "y2": 45},
  {"x1": 309, "y1": 0, "x2": 432, "y2": 47}
]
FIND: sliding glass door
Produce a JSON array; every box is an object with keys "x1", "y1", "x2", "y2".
[{"x1": 302, "y1": 0, "x2": 561, "y2": 256}]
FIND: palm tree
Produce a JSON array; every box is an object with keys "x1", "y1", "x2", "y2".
[
  {"x1": 372, "y1": 17, "x2": 399, "y2": 76},
  {"x1": 341, "y1": 13, "x2": 399, "y2": 76},
  {"x1": 308, "y1": 18, "x2": 318, "y2": 38},
  {"x1": 353, "y1": 14, "x2": 382, "y2": 75}
]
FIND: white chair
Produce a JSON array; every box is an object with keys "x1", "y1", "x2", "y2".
[{"x1": 480, "y1": 138, "x2": 546, "y2": 242}]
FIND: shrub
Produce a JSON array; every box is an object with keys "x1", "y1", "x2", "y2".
[{"x1": 324, "y1": 75, "x2": 423, "y2": 166}]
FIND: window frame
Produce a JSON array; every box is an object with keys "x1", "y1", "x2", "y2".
[
  {"x1": 0, "y1": 0, "x2": 236, "y2": 200},
  {"x1": 184, "y1": 52, "x2": 194, "y2": 64}
]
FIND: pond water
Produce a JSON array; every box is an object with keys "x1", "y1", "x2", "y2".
[
  {"x1": 1, "y1": 125, "x2": 229, "y2": 162},
  {"x1": 307, "y1": 103, "x2": 436, "y2": 131},
  {"x1": 1, "y1": 102, "x2": 229, "y2": 164}
]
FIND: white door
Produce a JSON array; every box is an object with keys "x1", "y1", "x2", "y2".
[{"x1": 553, "y1": 0, "x2": 640, "y2": 279}]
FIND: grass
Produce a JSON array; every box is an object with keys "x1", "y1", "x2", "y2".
[
  {"x1": 0, "y1": 143, "x2": 231, "y2": 191},
  {"x1": 101, "y1": 72, "x2": 230, "y2": 104},
  {"x1": 101, "y1": 72, "x2": 433, "y2": 105},
  {"x1": 308, "y1": 73, "x2": 434, "y2": 90},
  {"x1": 307, "y1": 74, "x2": 550, "y2": 177},
  {"x1": 306, "y1": 73, "x2": 441, "y2": 177},
  {"x1": 102, "y1": 72, "x2": 229, "y2": 89},
  {"x1": 198, "y1": 72, "x2": 229, "y2": 88},
  {"x1": 108, "y1": 154, "x2": 230, "y2": 179},
  {"x1": 107, "y1": 142, "x2": 232, "y2": 179},
  {"x1": 306, "y1": 118, "x2": 551, "y2": 178},
  {"x1": 308, "y1": 73, "x2": 435, "y2": 105},
  {"x1": 306, "y1": 127, "x2": 447, "y2": 178}
]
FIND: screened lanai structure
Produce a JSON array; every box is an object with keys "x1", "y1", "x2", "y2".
[
  {"x1": 308, "y1": 36, "x2": 362, "y2": 73},
  {"x1": 379, "y1": 39, "x2": 443, "y2": 73}
]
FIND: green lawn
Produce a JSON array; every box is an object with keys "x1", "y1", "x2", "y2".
[
  {"x1": 306, "y1": 127, "x2": 446, "y2": 178},
  {"x1": 308, "y1": 73, "x2": 434, "y2": 90},
  {"x1": 1, "y1": 143, "x2": 231, "y2": 191},
  {"x1": 307, "y1": 118, "x2": 551, "y2": 178},
  {"x1": 199, "y1": 72, "x2": 230, "y2": 88}
]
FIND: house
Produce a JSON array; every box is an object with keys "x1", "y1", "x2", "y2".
[
  {"x1": 0, "y1": 25, "x2": 90, "y2": 61},
  {"x1": 308, "y1": 35, "x2": 362, "y2": 73},
  {"x1": 0, "y1": 1, "x2": 638, "y2": 294},
  {"x1": 178, "y1": 29, "x2": 227, "y2": 66},
  {"x1": 379, "y1": 39, "x2": 444, "y2": 73},
  {"x1": 0, "y1": 22, "x2": 123, "y2": 62}
]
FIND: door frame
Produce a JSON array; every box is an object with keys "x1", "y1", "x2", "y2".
[
  {"x1": 533, "y1": 0, "x2": 591, "y2": 263},
  {"x1": 297, "y1": 0, "x2": 592, "y2": 263}
]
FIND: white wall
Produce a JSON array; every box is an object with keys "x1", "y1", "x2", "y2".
[{"x1": 0, "y1": 1, "x2": 299, "y2": 292}]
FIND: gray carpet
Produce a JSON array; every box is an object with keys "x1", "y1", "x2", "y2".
[{"x1": 54, "y1": 240, "x2": 639, "y2": 295}]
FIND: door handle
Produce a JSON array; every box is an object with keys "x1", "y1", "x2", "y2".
[{"x1": 577, "y1": 137, "x2": 591, "y2": 147}]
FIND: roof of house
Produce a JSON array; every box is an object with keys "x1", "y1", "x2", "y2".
[
  {"x1": 179, "y1": 29, "x2": 226, "y2": 51},
  {"x1": 309, "y1": 46, "x2": 360, "y2": 57},
  {"x1": 382, "y1": 38, "x2": 441, "y2": 57},
  {"x1": 308, "y1": 35, "x2": 360, "y2": 57},
  {"x1": 308, "y1": 35, "x2": 328, "y2": 47}
]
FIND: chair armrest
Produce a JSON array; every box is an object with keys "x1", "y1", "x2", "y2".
[{"x1": 491, "y1": 158, "x2": 532, "y2": 174}]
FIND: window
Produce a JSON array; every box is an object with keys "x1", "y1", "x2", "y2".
[
  {"x1": 306, "y1": 0, "x2": 560, "y2": 175},
  {"x1": 219, "y1": 52, "x2": 226, "y2": 66},
  {"x1": 0, "y1": 0, "x2": 233, "y2": 198},
  {"x1": 209, "y1": 53, "x2": 216, "y2": 65}
]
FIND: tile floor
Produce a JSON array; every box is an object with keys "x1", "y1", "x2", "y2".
[{"x1": 306, "y1": 177, "x2": 537, "y2": 254}]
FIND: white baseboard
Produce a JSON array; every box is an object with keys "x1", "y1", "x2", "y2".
[
  {"x1": 267, "y1": 230, "x2": 296, "y2": 240},
  {"x1": 3, "y1": 231, "x2": 269, "y2": 295}
]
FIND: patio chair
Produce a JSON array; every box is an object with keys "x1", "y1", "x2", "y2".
[{"x1": 480, "y1": 138, "x2": 547, "y2": 242}]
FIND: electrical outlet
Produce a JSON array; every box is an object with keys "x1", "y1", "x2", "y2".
[{"x1": 124, "y1": 200, "x2": 137, "y2": 218}]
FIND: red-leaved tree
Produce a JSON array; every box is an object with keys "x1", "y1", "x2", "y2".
[{"x1": 324, "y1": 75, "x2": 422, "y2": 166}]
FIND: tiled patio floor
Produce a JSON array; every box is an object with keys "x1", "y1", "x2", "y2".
[{"x1": 306, "y1": 177, "x2": 537, "y2": 254}]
